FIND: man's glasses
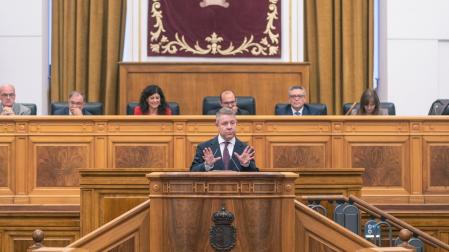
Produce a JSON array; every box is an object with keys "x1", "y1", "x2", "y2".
[
  {"x1": 70, "y1": 101, "x2": 84, "y2": 106},
  {"x1": 289, "y1": 94, "x2": 305, "y2": 99},
  {"x1": 1, "y1": 93, "x2": 16, "y2": 98},
  {"x1": 222, "y1": 100, "x2": 236, "y2": 106}
]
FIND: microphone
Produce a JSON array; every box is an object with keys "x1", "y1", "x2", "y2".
[
  {"x1": 204, "y1": 147, "x2": 220, "y2": 172},
  {"x1": 230, "y1": 155, "x2": 241, "y2": 172},
  {"x1": 345, "y1": 102, "x2": 358, "y2": 115},
  {"x1": 213, "y1": 147, "x2": 219, "y2": 157}
]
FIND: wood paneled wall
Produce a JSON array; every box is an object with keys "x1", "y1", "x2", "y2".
[
  {"x1": 1, "y1": 116, "x2": 449, "y2": 205},
  {"x1": 0, "y1": 205, "x2": 79, "y2": 252},
  {"x1": 119, "y1": 63, "x2": 310, "y2": 115}
]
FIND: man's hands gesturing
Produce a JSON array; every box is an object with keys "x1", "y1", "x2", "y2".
[
  {"x1": 202, "y1": 147, "x2": 221, "y2": 166},
  {"x1": 234, "y1": 146, "x2": 255, "y2": 166}
]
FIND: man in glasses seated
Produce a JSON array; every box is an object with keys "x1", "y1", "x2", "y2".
[
  {"x1": 54, "y1": 91, "x2": 92, "y2": 115},
  {"x1": 206, "y1": 90, "x2": 250, "y2": 115},
  {"x1": 276, "y1": 85, "x2": 322, "y2": 116},
  {"x1": 0, "y1": 84, "x2": 31, "y2": 116}
]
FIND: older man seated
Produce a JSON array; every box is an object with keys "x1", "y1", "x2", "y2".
[
  {"x1": 0, "y1": 83, "x2": 31, "y2": 116},
  {"x1": 53, "y1": 91, "x2": 92, "y2": 115}
]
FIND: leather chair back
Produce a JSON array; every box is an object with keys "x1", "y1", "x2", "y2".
[
  {"x1": 126, "y1": 102, "x2": 180, "y2": 115},
  {"x1": 50, "y1": 102, "x2": 103, "y2": 115},
  {"x1": 428, "y1": 99, "x2": 449, "y2": 115},
  {"x1": 20, "y1": 103, "x2": 37, "y2": 115},
  {"x1": 343, "y1": 102, "x2": 396, "y2": 115},
  {"x1": 274, "y1": 103, "x2": 327, "y2": 115},
  {"x1": 202, "y1": 96, "x2": 256, "y2": 115}
]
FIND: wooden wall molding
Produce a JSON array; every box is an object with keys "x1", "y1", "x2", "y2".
[
  {"x1": 119, "y1": 63, "x2": 310, "y2": 115},
  {"x1": 1, "y1": 116, "x2": 449, "y2": 204}
]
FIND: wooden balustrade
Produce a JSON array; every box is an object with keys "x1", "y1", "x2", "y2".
[{"x1": 298, "y1": 195, "x2": 449, "y2": 252}]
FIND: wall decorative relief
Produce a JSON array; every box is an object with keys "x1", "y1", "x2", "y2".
[{"x1": 148, "y1": 0, "x2": 281, "y2": 57}]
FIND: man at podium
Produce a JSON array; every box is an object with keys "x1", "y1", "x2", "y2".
[{"x1": 190, "y1": 107, "x2": 258, "y2": 172}]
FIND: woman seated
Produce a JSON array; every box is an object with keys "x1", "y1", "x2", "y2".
[
  {"x1": 134, "y1": 84, "x2": 172, "y2": 115},
  {"x1": 351, "y1": 88, "x2": 388, "y2": 115}
]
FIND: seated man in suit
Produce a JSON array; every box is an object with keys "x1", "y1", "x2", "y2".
[
  {"x1": 276, "y1": 85, "x2": 322, "y2": 115},
  {"x1": 0, "y1": 83, "x2": 31, "y2": 115},
  {"x1": 206, "y1": 90, "x2": 250, "y2": 115},
  {"x1": 54, "y1": 91, "x2": 92, "y2": 115},
  {"x1": 191, "y1": 107, "x2": 258, "y2": 172}
]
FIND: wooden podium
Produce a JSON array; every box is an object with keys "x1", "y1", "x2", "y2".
[{"x1": 147, "y1": 172, "x2": 298, "y2": 252}]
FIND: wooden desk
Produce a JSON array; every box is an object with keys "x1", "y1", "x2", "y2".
[{"x1": 1, "y1": 115, "x2": 448, "y2": 204}]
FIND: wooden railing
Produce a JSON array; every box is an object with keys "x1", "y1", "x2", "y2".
[
  {"x1": 299, "y1": 195, "x2": 449, "y2": 252},
  {"x1": 31, "y1": 200, "x2": 150, "y2": 252}
]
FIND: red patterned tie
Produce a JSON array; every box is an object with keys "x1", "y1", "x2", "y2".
[{"x1": 223, "y1": 142, "x2": 230, "y2": 170}]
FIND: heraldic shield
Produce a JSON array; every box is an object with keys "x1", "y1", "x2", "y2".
[{"x1": 209, "y1": 207, "x2": 236, "y2": 251}]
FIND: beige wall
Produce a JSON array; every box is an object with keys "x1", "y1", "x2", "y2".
[
  {"x1": 379, "y1": 0, "x2": 449, "y2": 115},
  {"x1": 0, "y1": 0, "x2": 49, "y2": 115}
]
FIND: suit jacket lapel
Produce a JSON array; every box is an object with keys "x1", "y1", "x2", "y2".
[
  {"x1": 286, "y1": 105, "x2": 293, "y2": 115},
  {"x1": 303, "y1": 105, "x2": 311, "y2": 115},
  {"x1": 210, "y1": 136, "x2": 224, "y2": 169},
  {"x1": 231, "y1": 138, "x2": 248, "y2": 170}
]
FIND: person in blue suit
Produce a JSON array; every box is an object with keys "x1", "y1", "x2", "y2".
[
  {"x1": 275, "y1": 85, "x2": 324, "y2": 115},
  {"x1": 54, "y1": 91, "x2": 92, "y2": 115},
  {"x1": 190, "y1": 107, "x2": 258, "y2": 172},
  {"x1": 206, "y1": 90, "x2": 250, "y2": 115}
]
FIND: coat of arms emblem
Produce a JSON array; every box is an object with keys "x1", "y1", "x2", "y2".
[{"x1": 209, "y1": 207, "x2": 236, "y2": 251}]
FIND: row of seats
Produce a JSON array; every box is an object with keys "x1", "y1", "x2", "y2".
[{"x1": 16, "y1": 98, "x2": 449, "y2": 115}]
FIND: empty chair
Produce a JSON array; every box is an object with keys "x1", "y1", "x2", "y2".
[
  {"x1": 127, "y1": 102, "x2": 180, "y2": 115},
  {"x1": 202, "y1": 96, "x2": 256, "y2": 115},
  {"x1": 428, "y1": 99, "x2": 449, "y2": 115},
  {"x1": 274, "y1": 103, "x2": 327, "y2": 115},
  {"x1": 343, "y1": 102, "x2": 396, "y2": 115},
  {"x1": 50, "y1": 102, "x2": 103, "y2": 115},
  {"x1": 20, "y1": 103, "x2": 37, "y2": 115}
]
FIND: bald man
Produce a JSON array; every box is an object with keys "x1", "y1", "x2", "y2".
[
  {"x1": 206, "y1": 90, "x2": 250, "y2": 115},
  {"x1": 0, "y1": 84, "x2": 31, "y2": 115}
]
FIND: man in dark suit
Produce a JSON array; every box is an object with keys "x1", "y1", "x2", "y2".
[
  {"x1": 191, "y1": 108, "x2": 258, "y2": 172},
  {"x1": 54, "y1": 91, "x2": 92, "y2": 115},
  {"x1": 275, "y1": 85, "x2": 324, "y2": 115},
  {"x1": 206, "y1": 90, "x2": 250, "y2": 115}
]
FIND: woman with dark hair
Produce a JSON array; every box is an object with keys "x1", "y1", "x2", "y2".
[
  {"x1": 351, "y1": 88, "x2": 387, "y2": 115},
  {"x1": 134, "y1": 84, "x2": 172, "y2": 115}
]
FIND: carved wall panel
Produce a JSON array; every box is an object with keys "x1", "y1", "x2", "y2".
[
  {"x1": 110, "y1": 136, "x2": 173, "y2": 168},
  {"x1": 351, "y1": 146, "x2": 403, "y2": 187},
  {"x1": 429, "y1": 145, "x2": 449, "y2": 187},
  {"x1": 36, "y1": 146, "x2": 87, "y2": 187},
  {"x1": 114, "y1": 145, "x2": 167, "y2": 168},
  {"x1": 272, "y1": 145, "x2": 325, "y2": 168},
  {"x1": 0, "y1": 145, "x2": 9, "y2": 187}
]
